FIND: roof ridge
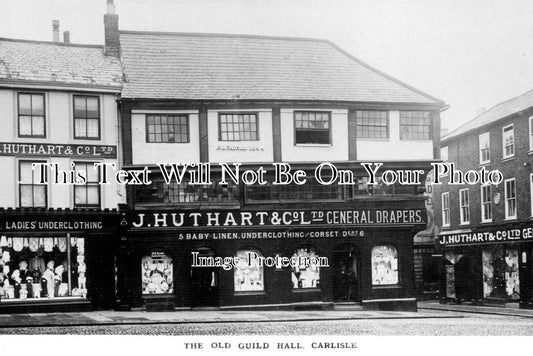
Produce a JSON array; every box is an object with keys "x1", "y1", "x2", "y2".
[
  {"x1": 119, "y1": 30, "x2": 331, "y2": 44},
  {"x1": 0, "y1": 36, "x2": 103, "y2": 49},
  {"x1": 443, "y1": 87, "x2": 533, "y2": 140}
]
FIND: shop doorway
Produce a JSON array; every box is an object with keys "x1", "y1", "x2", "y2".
[
  {"x1": 333, "y1": 244, "x2": 361, "y2": 302},
  {"x1": 190, "y1": 247, "x2": 219, "y2": 307}
]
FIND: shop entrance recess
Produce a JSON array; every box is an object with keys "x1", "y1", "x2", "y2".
[
  {"x1": 333, "y1": 244, "x2": 361, "y2": 302},
  {"x1": 190, "y1": 246, "x2": 219, "y2": 307}
]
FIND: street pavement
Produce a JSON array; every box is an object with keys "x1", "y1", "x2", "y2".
[{"x1": 1, "y1": 301, "x2": 533, "y2": 335}]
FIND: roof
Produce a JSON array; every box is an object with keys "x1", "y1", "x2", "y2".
[
  {"x1": 0, "y1": 38, "x2": 122, "y2": 90},
  {"x1": 443, "y1": 88, "x2": 533, "y2": 143},
  {"x1": 119, "y1": 31, "x2": 444, "y2": 104}
]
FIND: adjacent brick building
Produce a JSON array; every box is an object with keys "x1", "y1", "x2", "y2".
[{"x1": 435, "y1": 89, "x2": 533, "y2": 308}]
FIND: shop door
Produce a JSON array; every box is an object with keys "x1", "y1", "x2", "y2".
[
  {"x1": 191, "y1": 247, "x2": 219, "y2": 307},
  {"x1": 333, "y1": 244, "x2": 361, "y2": 302}
]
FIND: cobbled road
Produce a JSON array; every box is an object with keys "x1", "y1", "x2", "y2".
[{"x1": 2, "y1": 312, "x2": 533, "y2": 335}]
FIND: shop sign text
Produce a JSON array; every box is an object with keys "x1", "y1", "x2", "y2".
[
  {"x1": 0, "y1": 142, "x2": 117, "y2": 158},
  {"x1": 439, "y1": 227, "x2": 533, "y2": 246}
]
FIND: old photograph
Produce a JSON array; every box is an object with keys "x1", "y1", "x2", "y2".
[{"x1": 1, "y1": 0, "x2": 533, "y2": 354}]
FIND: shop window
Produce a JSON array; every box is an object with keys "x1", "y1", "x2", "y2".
[
  {"x1": 135, "y1": 180, "x2": 238, "y2": 205},
  {"x1": 219, "y1": 113, "x2": 258, "y2": 141},
  {"x1": 74, "y1": 95, "x2": 100, "y2": 139},
  {"x1": 356, "y1": 110, "x2": 388, "y2": 139},
  {"x1": 502, "y1": 124, "x2": 514, "y2": 159},
  {"x1": 294, "y1": 111, "x2": 331, "y2": 144},
  {"x1": 444, "y1": 252, "x2": 463, "y2": 299},
  {"x1": 479, "y1": 132, "x2": 490, "y2": 164},
  {"x1": 481, "y1": 184, "x2": 492, "y2": 222},
  {"x1": 346, "y1": 176, "x2": 418, "y2": 198},
  {"x1": 18, "y1": 93, "x2": 45, "y2": 138},
  {"x1": 234, "y1": 249, "x2": 264, "y2": 292},
  {"x1": 531, "y1": 174, "x2": 533, "y2": 217},
  {"x1": 482, "y1": 246, "x2": 520, "y2": 300},
  {"x1": 19, "y1": 161, "x2": 47, "y2": 208},
  {"x1": 74, "y1": 162, "x2": 100, "y2": 208},
  {"x1": 371, "y1": 245, "x2": 399, "y2": 285},
  {"x1": 146, "y1": 115, "x2": 189, "y2": 143},
  {"x1": 0, "y1": 236, "x2": 86, "y2": 302},
  {"x1": 459, "y1": 188, "x2": 470, "y2": 224},
  {"x1": 504, "y1": 178, "x2": 517, "y2": 219},
  {"x1": 246, "y1": 179, "x2": 343, "y2": 203},
  {"x1": 399, "y1": 111, "x2": 432, "y2": 140},
  {"x1": 141, "y1": 253, "x2": 173, "y2": 295},
  {"x1": 291, "y1": 247, "x2": 321, "y2": 289},
  {"x1": 441, "y1": 192, "x2": 450, "y2": 227}
]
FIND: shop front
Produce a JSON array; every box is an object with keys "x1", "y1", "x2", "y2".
[
  {"x1": 437, "y1": 223, "x2": 533, "y2": 308},
  {"x1": 0, "y1": 208, "x2": 119, "y2": 313},
  {"x1": 116, "y1": 206, "x2": 427, "y2": 311}
]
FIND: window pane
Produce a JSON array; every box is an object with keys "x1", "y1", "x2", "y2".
[
  {"x1": 18, "y1": 94, "x2": 32, "y2": 115},
  {"x1": 33, "y1": 186, "x2": 46, "y2": 207},
  {"x1": 31, "y1": 95, "x2": 44, "y2": 116},
  {"x1": 74, "y1": 97, "x2": 86, "y2": 117},
  {"x1": 234, "y1": 249, "x2": 264, "y2": 292},
  {"x1": 74, "y1": 186, "x2": 87, "y2": 205},
  {"x1": 19, "y1": 116, "x2": 33, "y2": 136},
  {"x1": 75, "y1": 119, "x2": 87, "y2": 137},
  {"x1": 371, "y1": 245, "x2": 398, "y2": 285},
  {"x1": 33, "y1": 116, "x2": 45, "y2": 136},
  {"x1": 86, "y1": 119, "x2": 99, "y2": 138},
  {"x1": 86, "y1": 186, "x2": 100, "y2": 205},
  {"x1": 86, "y1": 98, "x2": 99, "y2": 118},
  {"x1": 20, "y1": 185, "x2": 34, "y2": 206}
]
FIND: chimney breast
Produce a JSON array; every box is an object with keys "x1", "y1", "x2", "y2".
[
  {"x1": 63, "y1": 31, "x2": 70, "y2": 43},
  {"x1": 104, "y1": 0, "x2": 119, "y2": 57},
  {"x1": 52, "y1": 20, "x2": 60, "y2": 42}
]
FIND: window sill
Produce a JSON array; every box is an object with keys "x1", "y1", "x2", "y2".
[
  {"x1": 294, "y1": 143, "x2": 332, "y2": 147},
  {"x1": 504, "y1": 217, "x2": 518, "y2": 222},
  {"x1": 458, "y1": 223, "x2": 470, "y2": 227},
  {"x1": 502, "y1": 156, "x2": 515, "y2": 162},
  {"x1": 480, "y1": 220, "x2": 493, "y2": 224},
  {"x1": 234, "y1": 291, "x2": 266, "y2": 297},
  {"x1": 356, "y1": 138, "x2": 390, "y2": 141},
  {"x1": 74, "y1": 137, "x2": 101, "y2": 141},
  {"x1": 478, "y1": 161, "x2": 490, "y2": 167},
  {"x1": 528, "y1": 150, "x2": 533, "y2": 156},
  {"x1": 372, "y1": 284, "x2": 402, "y2": 290},
  {"x1": 292, "y1": 288, "x2": 322, "y2": 293}
]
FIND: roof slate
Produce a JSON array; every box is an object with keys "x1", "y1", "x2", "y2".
[
  {"x1": 443, "y1": 88, "x2": 533, "y2": 142},
  {"x1": 120, "y1": 31, "x2": 442, "y2": 104},
  {"x1": 0, "y1": 38, "x2": 122, "y2": 89}
]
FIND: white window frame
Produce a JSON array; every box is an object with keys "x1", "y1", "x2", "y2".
[
  {"x1": 479, "y1": 132, "x2": 490, "y2": 164},
  {"x1": 502, "y1": 124, "x2": 515, "y2": 159},
  {"x1": 481, "y1": 184, "x2": 492, "y2": 223},
  {"x1": 442, "y1": 192, "x2": 450, "y2": 227},
  {"x1": 459, "y1": 188, "x2": 470, "y2": 225},
  {"x1": 529, "y1": 116, "x2": 533, "y2": 152},
  {"x1": 530, "y1": 174, "x2": 533, "y2": 217},
  {"x1": 504, "y1": 178, "x2": 517, "y2": 220}
]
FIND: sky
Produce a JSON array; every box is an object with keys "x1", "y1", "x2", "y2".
[{"x1": 1, "y1": 0, "x2": 533, "y2": 132}]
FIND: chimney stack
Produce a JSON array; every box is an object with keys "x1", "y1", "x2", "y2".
[
  {"x1": 104, "y1": 0, "x2": 120, "y2": 57},
  {"x1": 52, "y1": 20, "x2": 60, "y2": 42},
  {"x1": 63, "y1": 31, "x2": 71, "y2": 44}
]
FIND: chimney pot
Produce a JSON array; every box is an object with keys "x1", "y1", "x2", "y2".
[
  {"x1": 52, "y1": 19, "x2": 60, "y2": 42},
  {"x1": 107, "y1": 0, "x2": 115, "y2": 14},
  {"x1": 63, "y1": 31, "x2": 70, "y2": 43}
]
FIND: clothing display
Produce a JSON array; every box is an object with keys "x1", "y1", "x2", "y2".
[
  {"x1": 0, "y1": 237, "x2": 86, "y2": 302},
  {"x1": 141, "y1": 255, "x2": 173, "y2": 294}
]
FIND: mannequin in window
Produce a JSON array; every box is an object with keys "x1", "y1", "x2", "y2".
[{"x1": 41, "y1": 260, "x2": 55, "y2": 298}]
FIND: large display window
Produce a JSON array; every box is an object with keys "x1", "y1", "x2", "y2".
[
  {"x1": 371, "y1": 245, "x2": 399, "y2": 285},
  {"x1": 234, "y1": 248, "x2": 264, "y2": 292},
  {"x1": 141, "y1": 253, "x2": 173, "y2": 295},
  {"x1": 482, "y1": 246, "x2": 519, "y2": 300},
  {"x1": 291, "y1": 247, "x2": 321, "y2": 289},
  {"x1": 0, "y1": 236, "x2": 86, "y2": 302}
]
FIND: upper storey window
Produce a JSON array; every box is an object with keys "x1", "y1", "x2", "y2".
[
  {"x1": 479, "y1": 133, "x2": 490, "y2": 164},
  {"x1": 18, "y1": 93, "x2": 45, "y2": 138},
  {"x1": 219, "y1": 113, "x2": 258, "y2": 141},
  {"x1": 502, "y1": 124, "x2": 514, "y2": 159},
  {"x1": 146, "y1": 114, "x2": 189, "y2": 143},
  {"x1": 400, "y1": 111, "x2": 432, "y2": 140},
  {"x1": 356, "y1": 110, "x2": 388, "y2": 139},
  {"x1": 74, "y1": 95, "x2": 100, "y2": 140},
  {"x1": 294, "y1": 111, "x2": 331, "y2": 144}
]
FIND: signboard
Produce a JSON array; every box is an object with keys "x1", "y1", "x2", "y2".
[
  {"x1": 0, "y1": 211, "x2": 119, "y2": 232},
  {"x1": 173, "y1": 228, "x2": 366, "y2": 240},
  {"x1": 130, "y1": 208, "x2": 426, "y2": 229},
  {"x1": 439, "y1": 226, "x2": 533, "y2": 246},
  {"x1": 0, "y1": 142, "x2": 117, "y2": 158}
]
